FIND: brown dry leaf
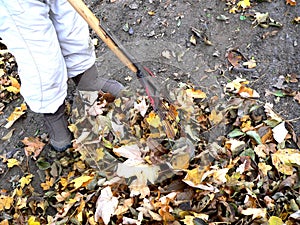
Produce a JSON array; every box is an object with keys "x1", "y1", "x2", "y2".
[
  {"x1": 272, "y1": 148, "x2": 300, "y2": 175},
  {"x1": 294, "y1": 92, "x2": 300, "y2": 104},
  {"x1": 21, "y1": 137, "x2": 45, "y2": 159},
  {"x1": 5, "y1": 103, "x2": 27, "y2": 128},
  {"x1": 0, "y1": 220, "x2": 9, "y2": 225},
  {"x1": 238, "y1": 86, "x2": 260, "y2": 98},
  {"x1": 286, "y1": 0, "x2": 297, "y2": 6},
  {"x1": 227, "y1": 50, "x2": 246, "y2": 68},
  {"x1": 241, "y1": 208, "x2": 267, "y2": 220}
]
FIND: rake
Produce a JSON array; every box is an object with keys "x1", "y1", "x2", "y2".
[{"x1": 68, "y1": 0, "x2": 179, "y2": 139}]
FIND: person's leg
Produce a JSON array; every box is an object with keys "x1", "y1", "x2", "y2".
[
  {"x1": 0, "y1": 0, "x2": 72, "y2": 151},
  {"x1": 49, "y1": 0, "x2": 124, "y2": 96}
]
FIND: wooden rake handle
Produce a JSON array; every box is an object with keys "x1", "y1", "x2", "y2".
[{"x1": 67, "y1": 0, "x2": 138, "y2": 73}]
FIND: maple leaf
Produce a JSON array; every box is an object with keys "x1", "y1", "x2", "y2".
[
  {"x1": 134, "y1": 97, "x2": 149, "y2": 117},
  {"x1": 4, "y1": 103, "x2": 27, "y2": 128},
  {"x1": 7, "y1": 158, "x2": 20, "y2": 168},
  {"x1": 209, "y1": 109, "x2": 223, "y2": 124},
  {"x1": 40, "y1": 177, "x2": 55, "y2": 190},
  {"x1": 0, "y1": 195, "x2": 14, "y2": 211},
  {"x1": 21, "y1": 137, "x2": 45, "y2": 159},
  {"x1": 146, "y1": 111, "x2": 162, "y2": 128},
  {"x1": 19, "y1": 174, "x2": 33, "y2": 188},
  {"x1": 94, "y1": 186, "x2": 119, "y2": 224},
  {"x1": 237, "y1": 0, "x2": 251, "y2": 9}
]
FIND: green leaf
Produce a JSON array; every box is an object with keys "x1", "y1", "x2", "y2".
[
  {"x1": 273, "y1": 90, "x2": 286, "y2": 97},
  {"x1": 36, "y1": 159, "x2": 51, "y2": 170},
  {"x1": 240, "y1": 148, "x2": 256, "y2": 161},
  {"x1": 246, "y1": 130, "x2": 262, "y2": 144},
  {"x1": 240, "y1": 15, "x2": 247, "y2": 20},
  {"x1": 228, "y1": 128, "x2": 245, "y2": 138},
  {"x1": 264, "y1": 119, "x2": 280, "y2": 128},
  {"x1": 102, "y1": 137, "x2": 113, "y2": 149}
]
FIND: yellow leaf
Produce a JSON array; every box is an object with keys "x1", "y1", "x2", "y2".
[
  {"x1": 19, "y1": 174, "x2": 33, "y2": 188},
  {"x1": 28, "y1": 216, "x2": 40, "y2": 225},
  {"x1": 96, "y1": 148, "x2": 105, "y2": 161},
  {"x1": 209, "y1": 109, "x2": 223, "y2": 124},
  {"x1": 0, "y1": 195, "x2": 14, "y2": 211},
  {"x1": 71, "y1": 175, "x2": 94, "y2": 189},
  {"x1": 0, "y1": 219, "x2": 9, "y2": 225},
  {"x1": 146, "y1": 111, "x2": 162, "y2": 128},
  {"x1": 5, "y1": 103, "x2": 27, "y2": 128},
  {"x1": 258, "y1": 162, "x2": 272, "y2": 176},
  {"x1": 40, "y1": 177, "x2": 55, "y2": 190},
  {"x1": 5, "y1": 86, "x2": 19, "y2": 94},
  {"x1": 272, "y1": 149, "x2": 300, "y2": 175},
  {"x1": 237, "y1": 0, "x2": 251, "y2": 9},
  {"x1": 229, "y1": 6, "x2": 238, "y2": 13},
  {"x1": 185, "y1": 88, "x2": 206, "y2": 99},
  {"x1": 269, "y1": 216, "x2": 284, "y2": 225},
  {"x1": 7, "y1": 158, "x2": 20, "y2": 168},
  {"x1": 148, "y1": 11, "x2": 155, "y2": 16}
]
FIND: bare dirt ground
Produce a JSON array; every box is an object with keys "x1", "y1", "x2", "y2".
[{"x1": 0, "y1": 0, "x2": 299, "y2": 224}]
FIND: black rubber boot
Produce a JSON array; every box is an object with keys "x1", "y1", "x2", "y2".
[
  {"x1": 72, "y1": 64, "x2": 124, "y2": 97},
  {"x1": 44, "y1": 104, "x2": 72, "y2": 152}
]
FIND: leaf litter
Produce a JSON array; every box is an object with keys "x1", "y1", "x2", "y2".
[{"x1": 1, "y1": 2, "x2": 300, "y2": 225}]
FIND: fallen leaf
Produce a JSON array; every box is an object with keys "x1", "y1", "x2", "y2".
[
  {"x1": 258, "y1": 162, "x2": 272, "y2": 176},
  {"x1": 0, "y1": 195, "x2": 14, "y2": 211},
  {"x1": 7, "y1": 158, "x2": 19, "y2": 168},
  {"x1": 243, "y1": 59, "x2": 257, "y2": 69},
  {"x1": 134, "y1": 97, "x2": 149, "y2": 117},
  {"x1": 237, "y1": 0, "x2": 251, "y2": 9},
  {"x1": 21, "y1": 137, "x2": 45, "y2": 159},
  {"x1": 272, "y1": 122, "x2": 288, "y2": 143},
  {"x1": 28, "y1": 216, "x2": 40, "y2": 225},
  {"x1": 5, "y1": 103, "x2": 27, "y2": 128},
  {"x1": 241, "y1": 208, "x2": 267, "y2": 219},
  {"x1": 94, "y1": 186, "x2": 119, "y2": 224},
  {"x1": 1, "y1": 128, "x2": 15, "y2": 141},
  {"x1": 19, "y1": 174, "x2": 34, "y2": 188},
  {"x1": 286, "y1": 0, "x2": 297, "y2": 6},
  {"x1": 209, "y1": 109, "x2": 223, "y2": 124},
  {"x1": 294, "y1": 92, "x2": 300, "y2": 104},
  {"x1": 272, "y1": 149, "x2": 300, "y2": 175},
  {"x1": 185, "y1": 88, "x2": 206, "y2": 99},
  {"x1": 71, "y1": 175, "x2": 94, "y2": 189},
  {"x1": 268, "y1": 216, "x2": 284, "y2": 225},
  {"x1": 146, "y1": 111, "x2": 162, "y2": 128}
]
